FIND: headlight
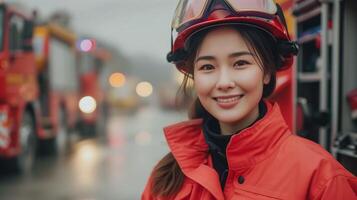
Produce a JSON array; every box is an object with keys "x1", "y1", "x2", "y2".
[{"x1": 79, "y1": 96, "x2": 97, "y2": 114}]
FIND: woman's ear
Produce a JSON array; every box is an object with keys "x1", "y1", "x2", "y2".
[{"x1": 263, "y1": 73, "x2": 271, "y2": 85}]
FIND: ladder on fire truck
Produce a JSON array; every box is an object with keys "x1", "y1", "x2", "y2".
[{"x1": 293, "y1": 0, "x2": 357, "y2": 175}]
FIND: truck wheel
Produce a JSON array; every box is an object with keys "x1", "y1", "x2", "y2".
[
  {"x1": 12, "y1": 110, "x2": 37, "y2": 173},
  {"x1": 38, "y1": 108, "x2": 69, "y2": 156}
]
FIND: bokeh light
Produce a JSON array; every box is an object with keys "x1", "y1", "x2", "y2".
[
  {"x1": 78, "y1": 39, "x2": 95, "y2": 52},
  {"x1": 136, "y1": 81, "x2": 153, "y2": 97},
  {"x1": 77, "y1": 142, "x2": 97, "y2": 162},
  {"x1": 109, "y1": 72, "x2": 126, "y2": 88},
  {"x1": 72, "y1": 140, "x2": 101, "y2": 188},
  {"x1": 79, "y1": 96, "x2": 97, "y2": 114}
]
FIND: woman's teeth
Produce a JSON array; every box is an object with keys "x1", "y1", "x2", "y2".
[{"x1": 216, "y1": 95, "x2": 242, "y2": 103}]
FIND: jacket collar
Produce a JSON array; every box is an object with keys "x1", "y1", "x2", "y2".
[
  {"x1": 163, "y1": 101, "x2": 291, "y2": 198},
  {"x1": 164, "y1": 119, "x2": 224, "y2": 199},
  {"x1": 225, "y1": 101, "x2": 291, "y2": 171}
]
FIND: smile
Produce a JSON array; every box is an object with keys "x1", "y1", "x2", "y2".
[
  {"x1": 216, "y1": 96, "x2": 242, "y2": 102},
  {"x1": 213, "y1": 95, "x2": 244, "y2": 108}
]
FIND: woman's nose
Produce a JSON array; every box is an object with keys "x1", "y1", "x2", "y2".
[{"x1": 216, "y1": 69, "x2": 235, "y2": 91}]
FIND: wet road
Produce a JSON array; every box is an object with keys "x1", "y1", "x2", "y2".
[{"x1": 0, "y1": 105, "x2": 186, "y2": 200}]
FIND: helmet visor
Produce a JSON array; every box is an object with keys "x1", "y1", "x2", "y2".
[
  {"x1": 171, "y1": 0, "x2": 277, "y2": 30},
  {"x1": 171, "y1": 0, "x2": 209, "y2": 30},
  {"x1": 227, "y1": 0, "x2": 277, "y2": 14}
]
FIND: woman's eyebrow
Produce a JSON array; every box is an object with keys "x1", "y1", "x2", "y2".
[
  {"x1": 229, "y1": 51, "x2": 254, "y2": 58},
  {"x1": 195, "y1": 55, "x2": 215, "y2": 63},
  {"x1": 195, "y1": 51, "x2": 254, "y2": 63}
]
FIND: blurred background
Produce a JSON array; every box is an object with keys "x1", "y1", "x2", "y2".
[{"x1": 0, "y1": 0, "x2": 357, "y2": 199}]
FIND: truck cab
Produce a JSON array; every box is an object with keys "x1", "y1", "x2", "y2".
[{"x1": 0, "y1": 3, "x2": 40, "y2": 173}]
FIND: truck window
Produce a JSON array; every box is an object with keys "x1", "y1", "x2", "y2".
[{"x1": 9, "y1": 15, "x2": 24, "y2": 52}]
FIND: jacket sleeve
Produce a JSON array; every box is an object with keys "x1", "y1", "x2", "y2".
[{"x1": 313, "y1": 175, "x2": 357, "y2": 200}]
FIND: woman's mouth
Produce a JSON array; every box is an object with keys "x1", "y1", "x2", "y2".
[{"x1": 213, "y1": 95, "x2": 244, "y2": 109}]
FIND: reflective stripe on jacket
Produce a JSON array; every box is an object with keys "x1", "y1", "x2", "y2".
[{"x1": 142, "y1": 101, "x2": 357, "y2": 200}]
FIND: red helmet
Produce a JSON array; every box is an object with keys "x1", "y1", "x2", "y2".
[{"x1": 167, "y1": 0, "x2": 299, "y2": 75}]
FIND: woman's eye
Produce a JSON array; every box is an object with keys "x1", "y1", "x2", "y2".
[
  {"x1": 234, "y1": 60, "x2": 250, "y2": 68},
  {"x1": 199, "y1": 64, "x2": 214, "y2": 71}
]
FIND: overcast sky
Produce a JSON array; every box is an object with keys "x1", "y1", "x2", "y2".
[{"x1": 12, "y1": 0, "x2": 177, "y2": 62}]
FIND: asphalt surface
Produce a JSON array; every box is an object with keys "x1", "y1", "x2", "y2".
[{"x1": 0, "y1": 105, "x2": 186, "y2": 200}]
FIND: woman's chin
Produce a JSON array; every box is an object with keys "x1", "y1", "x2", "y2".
[{"x1": 213, "y1": 114, "x2": 244, "y2": 125}]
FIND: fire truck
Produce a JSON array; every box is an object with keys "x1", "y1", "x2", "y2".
[
  {"x1": 33, "y1": 14, "x2": 79, "y2": 155},
  {"x1": 77, "y1": 39, "x2": 110, "y2": 137},
  {"x1": 293, "y1": 0, "x2": 357, "y2": 175},
  {"x1": 0, "y1": 4, "x2": 81, "y2": 172},
  {"x1": 272, "y1": 0, "x2": 357, "y2": 175},
  {"x1": 0, "y1": 3, "x2": 41, "y2": 172}
]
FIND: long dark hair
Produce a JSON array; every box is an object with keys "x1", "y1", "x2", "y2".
[{"x1": 150, "y1": 25, "x2": 279, "y2": 198}]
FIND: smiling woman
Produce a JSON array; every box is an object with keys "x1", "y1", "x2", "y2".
[{"x1": 142, "y1": 0, "x2": 357, "y2": 199}]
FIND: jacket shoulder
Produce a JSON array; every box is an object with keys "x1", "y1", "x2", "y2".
[
  {"x1": 284, "y1": 135, "x2": 336, "y2": 160},
  {"x1": 282, "y1": 135, "x2": 356, "y2": 198},
  {"x1": 283, "y1": 135, "x2": 349, "y2": 171},
  {"x1": 274, "y1": 135, "x2": 346, "y2": 179}
]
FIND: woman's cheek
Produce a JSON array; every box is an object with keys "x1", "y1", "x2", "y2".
[
  {"x1": 237, "y1": 69, "x2": 264, "y2": 91},
  {"x1": 194, "y1": 74, "x2": 216, "y2": 95}
]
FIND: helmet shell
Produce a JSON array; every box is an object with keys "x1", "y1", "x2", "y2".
[{"x1": 169, "y1": 4, "x2": 297, "y2": 74}]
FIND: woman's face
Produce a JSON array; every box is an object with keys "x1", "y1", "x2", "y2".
[{"x1": 193, "y1": 27, "x2": 270, "y2": 133}]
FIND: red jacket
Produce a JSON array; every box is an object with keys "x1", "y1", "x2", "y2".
[{"x1": 142, "y1": 102, "x2": 357, "y2": 199}]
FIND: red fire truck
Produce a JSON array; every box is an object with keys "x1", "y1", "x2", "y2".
[
  {"x1": 0, "y1": 4, "x2": 81, "y2": 173},
  {"x1": 272, "y1": 0, "x2": 357, "y2": 175},
  {"x1": 77, "y1": 39, "x2": 110, "y2": 137},
  {"x1": 0, "y1": 3, "x2": 42, "y2": 172}
]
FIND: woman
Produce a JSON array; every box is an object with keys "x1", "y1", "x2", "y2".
[{"x1": 142, "y1": 0, "x2": 357, "y2": 199}]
